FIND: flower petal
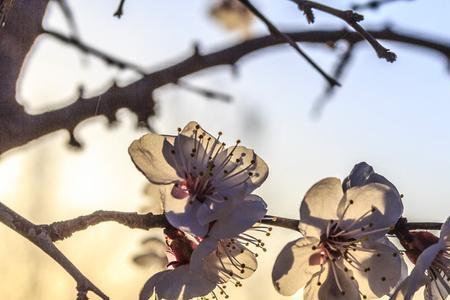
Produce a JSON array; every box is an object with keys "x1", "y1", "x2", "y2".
[
  {"x1": 299, "y1": 178, "x2": 342, "y2": 236},
  {"x1": 191, "y1": 237, "x2": 258, "y2": 284},
  {"x1": 390, "y1": 276, "x2": 414, "y2": 300},
  {"x1": 140, "y1": 270, "x2": 170, "y2": 300},
  {"x1": 342, "y1": 162, "x2": 400, "y2": 194},
  {"x1": 304, "y1": 262, "x2": 360, "y2": 300},
  {"x1": 405, "y1": 241, "x2": 446, "y2": 299},
  {"x1": 190, "y1": 238, "x2": 220, "y2": 282},
  {"x1": 163, "y1": 185, "x2": 209, "y2": 237},
  {"x1": 272, "y1": 237, "x2": 322, "y2": 296},
  {"x1": 208, "y1": 194, "x2": 267, "y2": 239},
  {"x1": 196, "y1": 200, "x2": 233, "y2": 226},
  {"x1": 177, "y1": 121, "x2": 221, "y2": 170},
  {"x1": 155, "y1": 265, "x2": 216, "y2": 300},
  {"x1": 337, "y1": 183, "x2": 403, "y2": 239},
  {"x1": 212, "y1": 146, "x2": 268, "y2": 195},
  {"x1": 344, "y1": 238, "x2": 404, "y2": 298},
  {"x1": 440, "y1": 217, "x2": 450, "y2": 241},
  {"x1": 129, "y1": 133, "x2": 179, "y2": 184}
]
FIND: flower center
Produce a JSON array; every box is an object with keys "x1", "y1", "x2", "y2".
[
  {"x1": 170, "y1": 126, "x2": 258, "y2": 204},
  {"x1": 164, "y1": 227, "x2": 199, "y2": 269}
]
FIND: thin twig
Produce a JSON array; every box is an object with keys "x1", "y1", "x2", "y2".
[
  {"x1": 238, "y1": 0, "x2": 340, "y2": 87},
  {"x1": 43, "y1": 29, "x2": 146, "y2": 75},
  {"x1": 113, "y1": 0, "x2": 126, "y2": 18},
  {"x1": 312, "y1": 42, "x2": 355, "y2": 116},
  {"x1": 176, "y1": 80, "x2": 233, "y2": 102},
  {"x1": 293, "y1": 0, "x2": 397, "y2": 62},
  {"x1": 44, "y1": 29, "x2": 232, "y2": 103}
]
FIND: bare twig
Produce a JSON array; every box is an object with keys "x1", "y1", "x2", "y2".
[
  {"x1": 45, "y1": 29, "x2": 231, "y2": 103},
  {"x1": 44, "y1": 29, "x2": 146, "y2": 75},
  {"x1": 176, "y1": 80, "x2": 233, "y2": 102},
  {"x1": 0, "y1": 202, "x2": 109, "y2": 300},
  {"x1": 54, "y1": 0, "x2": 79, "y2": 38},
  {"x1": 238, "y1": 0, "x2": 341, "y2": 87},
  {"x1": 292, "y1": 0, "x2": 397, "y2": 62},
  {"x1": 113, "y1": 0, "x2": 126, "y2": 18},
  {"x1": 312, "y1": 43, "x2": 355, "y2": 116}
]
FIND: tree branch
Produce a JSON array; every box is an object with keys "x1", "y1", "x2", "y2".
[
  {"x1": 2, "y1": 28, "x2": 449, "y2": 155},
  {"x1": 1, "y1": 202, "x2": 443, "y2": 299},
  {"x1": 44, "y1": 210, "x2": 168, "y2": 241},
  {"x1": 238, "y1": 0, "x2": 340, "y2": 87},
  {"x1": 0, "y1": 202, "x2": 109, "y2": 300},
  {"x1": 293, "y1": 0, "x2": 397, "y2": 62}
]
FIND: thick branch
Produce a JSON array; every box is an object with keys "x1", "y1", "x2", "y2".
[
  {"x1": 37, "y1": 211, "x2": 443, "y2": 238},
  {"x1": 2, "y1": 28, "x2": 449, "y2": 155},
  {"x1": 45, "y1": 210, "x2": 168, "y2": 241},
  {"x1": 0, "y1": 0, "x2": 48, "y2": 116},
  {"x1": 0, "y1": 202, "x2": 109, "y2": 299}
]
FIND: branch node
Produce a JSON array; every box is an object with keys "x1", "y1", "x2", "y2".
[
  {"x1": 297, "y1": 3, "x2": 315, "y2": 24},
  {"x1": 380, "y1": 48, "x2": 397, "y2": 62},
  {"x1": 342, "y1": 10, "x2": 364, "y2": 23},
  {"x1": 76, "y1": 285, "x2": 88, "y2": 300},
  {"x1": 192, "y1": 42, "x2": 201, "y2": 57}
]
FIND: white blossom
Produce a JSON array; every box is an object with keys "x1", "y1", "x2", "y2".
[
  {"x1": 391, "y1": 217, "x2": 450, "y2": 300},
  {"x1": 140, "y1": 222, "x2": 268, "y2": 300},
  {"x1": 272, "y1": 162, "x2": 404, "y2": 300},
  {"x1": 129, "y1": 121, "x2": 268, "y2": 237}
]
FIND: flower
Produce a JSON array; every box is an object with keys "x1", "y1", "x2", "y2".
[
  {"x1": 129, "y1": 121, "x2": 268, "y2": 237},
  {"x1": 139, "y1": 227, "x2": 216, "y2": 300},
  {"x1": 140, "y1": 222, "x2": 269, "y2": 300},
  {"x1": 391, "y1": 217, "x2": 450, "y2": 300},
  {"x1": 272, "y1": 162, "x2": 404, "y2": 299}
]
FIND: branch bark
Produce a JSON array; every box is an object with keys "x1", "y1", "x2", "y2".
[
  {"x1": 1, "y1": 28, "x2": 449, "y2": 155},
  {"x1": 0, "y1": 202, "x2": 109, "y2": 300},
  {"x1": 293, "y1": 0, "x2": 397, "y2": 61}
]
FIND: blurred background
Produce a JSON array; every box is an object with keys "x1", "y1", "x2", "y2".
[{"x1": 0, "y1": 0, "x2": 449, "y2": 299}]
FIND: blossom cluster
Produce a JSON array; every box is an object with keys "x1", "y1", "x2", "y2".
[{"x1": 129, "y1": 121, "x2": 450, "y2": 300}]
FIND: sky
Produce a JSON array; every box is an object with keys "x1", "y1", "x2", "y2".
[{"x1": 0, "y1": 0, "x2": 449, "y2": 299}]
